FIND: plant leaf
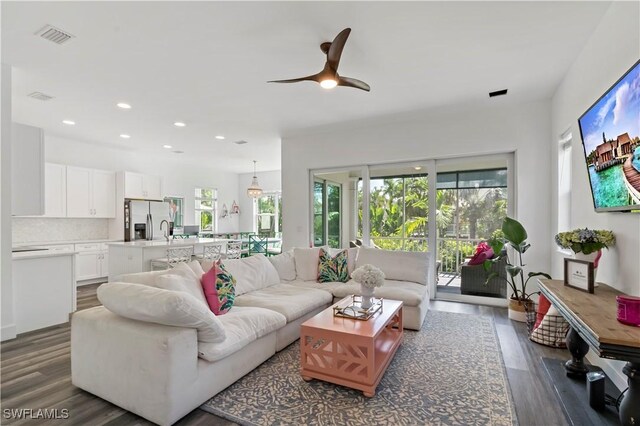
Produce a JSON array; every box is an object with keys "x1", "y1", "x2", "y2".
[
  {"x1": 506, "y1": 265, "x2": 522, "y2": 277},
  {"x1": 484, "y1": 272, "x2": 499, "y2": 285},
  {"x1": 527, "y1": 271, "x2": 552, "y2": 280},
  {"x1": 502, "y1": 217, "x2": 527, "y2": 246}
]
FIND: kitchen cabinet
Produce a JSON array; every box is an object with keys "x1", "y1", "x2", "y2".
[
  {"x1": 75, "y1": 242, "x2": 108, "y2": 282},
  {"x1": 124, "y1": 172, "x2": 162, "y2": 200},
  {"x1": 66, "y1": 166, "x2": 116, "y2": 218},
  {"x1": 12, "y1": 122, "x2": 44, "y2": 216},
  {"x1": 44, "y1": 163, "x2": 67, "y2": 217}
]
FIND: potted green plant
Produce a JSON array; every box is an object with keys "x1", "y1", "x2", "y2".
[{"x1": 484, "y1": 217, "x2": 551, "y2": 322}]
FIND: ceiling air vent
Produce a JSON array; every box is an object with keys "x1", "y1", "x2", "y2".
[
  {"x1": 27, "y1": 91, "x2": 54, "y2": 101},
  {"x1": 489, "y1": 89, "x2": 508, "y2": 98},
  {"x1": 234, "y1": 140, "x2": 248, "y2": 145},
  {"x1": 35, "y1": 25, "x2": 75, "y2": 45}
]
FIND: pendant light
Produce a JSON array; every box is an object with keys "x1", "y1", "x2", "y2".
[{"x1": 247, "y1": 160, "x2": 263, "y2": 198}]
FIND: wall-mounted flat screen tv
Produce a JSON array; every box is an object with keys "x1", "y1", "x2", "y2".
[{"x1": 578, "y1": 59, "x2": 640, "y2": 212}]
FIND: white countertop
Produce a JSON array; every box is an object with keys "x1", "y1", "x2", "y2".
[
  {"x1": 12, "y1": 250, "x2": 78, "y2": 260},
  {"x1": 107, "y1": 238, "x2": 231, "y2": 248},
  {"x1": 13, "y1": 238, "x2": 122, "y2": 247}
]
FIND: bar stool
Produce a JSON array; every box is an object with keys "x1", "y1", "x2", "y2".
[
  {"x1": 150, "y1": 246, "x2": 194, "y2": 270},
  {"x1": 225, "y1": 240, "x2": 242, "y2": 259},
  {"x1": 194, "y1": 242, "x2": 225, "y2": 262}
]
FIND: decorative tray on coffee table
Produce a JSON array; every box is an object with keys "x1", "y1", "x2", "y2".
[{"x1": 333, "y1": 295, "x2": 384, "y2": 321}]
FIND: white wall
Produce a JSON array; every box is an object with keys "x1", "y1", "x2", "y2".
[
  {"x1": 238, "y1": 170, "x2": 281, "y2": 232},
  {"x1": 1, "y1": 63, "x2": 16, "y2": 340},
  {"x1": 43, "y1": 135, "x2": 241, "y2": 234},
  {"x1": 281, "y1": 100, "x2": 552, "y2": 281},
  {"x1": 549, "y1": 1, "x2": 639, "y2": 389}
]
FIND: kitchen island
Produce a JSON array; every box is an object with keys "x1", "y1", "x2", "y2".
[
  {"x1": 12, "y1": 249, "x2": 76, "y2": 334},
  {"x1": 107, "y1": 238, "x2": 230, "y2": 281}
]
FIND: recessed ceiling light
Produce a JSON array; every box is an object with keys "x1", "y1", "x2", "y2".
[
  {"x1": 215, "y1": 135, "x2": 225, "y2": 140},
  {"x1": 62, "y1": 120, "x2": 75, "y2": 125},
  {"x1": 174, "y1": 122, "x2": 186, "y2": 127},
  {"x1": 120, "y1": 134, "x2": 131, "y2": 139},
  {"x1": 117, "y1": 102, "x2": 132, "y2": 109},
  {"x1": 414, "y1": 166, "x2": 422, "y2": 171},
  {"x1": 163, "y1": 144, "x2": 173, "y2": 149}
]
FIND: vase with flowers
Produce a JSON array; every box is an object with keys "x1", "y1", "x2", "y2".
[
  {"x1": 555, "y1": 228, "x2": 616, "y2": 281},
  {"x1": 351, "y1": 264, "x2": 385, "y2": 309}
]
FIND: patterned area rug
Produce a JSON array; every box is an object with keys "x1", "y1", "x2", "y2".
[{"x1": 200, "y1": 311, "x2": 517, "y2": 425}]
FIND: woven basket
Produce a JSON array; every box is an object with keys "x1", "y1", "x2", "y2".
[{"x1": 525, "y1": 301, "x2": 570, "y2": 348}]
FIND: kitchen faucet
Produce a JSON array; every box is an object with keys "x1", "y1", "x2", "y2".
[{"x1": 160, "y1": 220, "x2": 170, "y2": 242}]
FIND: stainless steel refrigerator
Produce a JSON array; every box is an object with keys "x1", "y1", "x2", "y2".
[{"x1": 124, "y1": 199, "x2": 172, "y2": 241}]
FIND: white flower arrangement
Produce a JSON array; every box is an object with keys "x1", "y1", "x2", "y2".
[{"x1": 351, "y1": 264, "x2": 385, "y2": 289}]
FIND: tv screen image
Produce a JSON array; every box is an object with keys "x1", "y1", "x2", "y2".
[{"x1": 578, "y1": 59, "x2": 640, "y2": 212}]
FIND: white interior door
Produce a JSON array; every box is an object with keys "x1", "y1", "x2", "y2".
[{"x1": 66, "y1": 166, "x2": 92, "y2": 217}]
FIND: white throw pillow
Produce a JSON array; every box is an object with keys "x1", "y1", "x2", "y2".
[
  {"x1": 294, "y1": 247, "x2": 324, "y2": 281},
  {"x1": 356, "y1": 247, "x2": 429, "y2": 285},
  {"x1": 158, "y1": 262, "x2": 207, "y2": 305},
  {"x1": 97, "y1": 282, "x2": 226, "y2": 343},
  {"x1": 185, "y1": 260, "x2": 205, "y2": 278},
  {"x1": 222, "y1": 254, "x2": 280, "y2": 296},
  {"x1": 269, "y1": 251, "x2": 296, "y2": 281},
  {"x1": 155, "y1": 274, "x2": 208, "y2": 308}
]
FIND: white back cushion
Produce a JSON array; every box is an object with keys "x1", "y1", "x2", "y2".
[
  {"x1": 97, "y1": 282, "x2": 226, "y2": 343},
  {"x1": 293, "y1": 247, "x2": 322, "y2": 281},
  {"x1": 328, "y1": 247, "x2": 358, "y2": 276},
  {"x1": 269, "y1": 250, "x2": 296, "y2": 281},
  {"x1": 221, "y1": 254, "x2": 280, "y2": 296},
  {"x1": 356, "y1": 247, "x2": 429, "y2": 285}
]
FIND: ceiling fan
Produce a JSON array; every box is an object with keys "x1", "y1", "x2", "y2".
[{"x1": 268, "y1": 28, "x2": 370, "y2": 92}]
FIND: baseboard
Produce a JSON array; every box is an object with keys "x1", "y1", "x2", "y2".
[
  {"x1": 77, "y1": 277, "x2": 107, "y2": 286},
  {"x1": 434, "y1": 292, "x2": 509, "y2": 308},
  {"x1": 586, "y1": 349, "x2": 627, "y2": 392},
  {"x1": 1, "y1": 323, "x2": 17, "y2": 341}
]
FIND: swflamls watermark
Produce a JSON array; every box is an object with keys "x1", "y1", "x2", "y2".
[{"x1": 2, "y1": 408, "x2": 70, "y2": 420}]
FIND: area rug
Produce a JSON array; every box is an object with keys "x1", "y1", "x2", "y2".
[{"x1": 200, "y1": 310, "x2": 517, "y2": 425}]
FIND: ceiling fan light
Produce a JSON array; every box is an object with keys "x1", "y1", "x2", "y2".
[{"x1": 320, "y1": 79, "x2": 338, "y2": 89}]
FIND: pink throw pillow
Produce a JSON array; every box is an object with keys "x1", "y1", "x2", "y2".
[
  {"x1": 200, "y1": 262, "x2": 236, "y2": 315},
  {"x1": 468, "y1": 248, "x2": 494, "y2": 265}
]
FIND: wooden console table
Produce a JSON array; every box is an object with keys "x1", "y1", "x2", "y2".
[{"x1": 538, "y1": 279, "x2": 640, "y2": 426}]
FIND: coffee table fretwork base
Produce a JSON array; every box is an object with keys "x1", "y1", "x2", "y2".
[{"x1": 300, "y1": 308, "x2": 403, "y2": 397}]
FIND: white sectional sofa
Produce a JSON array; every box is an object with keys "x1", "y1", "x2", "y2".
[{"x1": 71, "y1": 247, "x2": 430, "y2": 425}]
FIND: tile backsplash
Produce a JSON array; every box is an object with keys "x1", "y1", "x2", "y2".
[{"x1": 12, "y1": 218, "x2": 109, "y2": 244}]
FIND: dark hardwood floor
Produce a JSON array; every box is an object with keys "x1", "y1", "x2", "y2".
[{"x1": 1, "y1": 286, "x2": 570, "y2": 425}]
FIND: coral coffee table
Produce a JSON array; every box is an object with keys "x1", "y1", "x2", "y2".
[{"x1": 300, "y1": 297, "x2": 403, "y2": 397}]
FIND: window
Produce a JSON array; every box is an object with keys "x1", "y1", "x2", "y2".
[
  {"x1": 358, "y1": 174, "x2": 429, "y2": 251},
  {"x1": 164, "y1": 196, "x2": 184, "y2": 229},
  {"x1": 256, "y1": 192, "x2": 282, "y2": 237},
  {"x1": 558, "y1": 132, "x2": 572, "y2": 233},
  {"x1": 195, "y1": 188, "x2": 217, "y2": 232},
  {"x1": 436, "y1": 168, "x2": 508, "y2": 274},
  {"x1": 314, "y1": 180, "x2": 341, "y2": 248}
]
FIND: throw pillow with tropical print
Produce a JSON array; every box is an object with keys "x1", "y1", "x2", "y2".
[{"x1": 317, "y1": 248, "x2": 349, "y2": 283}]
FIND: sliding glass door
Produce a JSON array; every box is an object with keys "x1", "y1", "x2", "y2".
[{"x1": 313, "y1": 179, "x2": 342, "y2": 248}]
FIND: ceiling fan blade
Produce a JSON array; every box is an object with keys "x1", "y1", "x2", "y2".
[
  {"x1": 327, "y1": 28, "x2": 351, "y2": 71},
  {"x1": 267, "y1": 73, "x2": 321, "y2": 84},
  {"x1": 338, "y1": 76, "x2": 370, "y2": 92}
]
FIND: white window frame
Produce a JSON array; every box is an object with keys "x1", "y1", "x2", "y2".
[
  {"x1": 255, "y1": 191, "x2": 281, "y2": 235},
  {"x1": 194, "y1": 187, "x2": 218, "y2": 232}
]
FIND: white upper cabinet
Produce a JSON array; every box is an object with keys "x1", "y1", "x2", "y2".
[
  {"x1": 66, "y1": 166, "x2": 116, "y2": 218},
  {"x1": 124, "y1": 172, "x2": 162, "y2": 200},
  {"x1": 11, "y1": 123, "x2": 44, "y2": 216},
  {"x1": 92, "y1": 169, "x2": 116, "y2": 217},
  {"x1": 44, "y1": 163, "x2": 67, "y2": 217}
]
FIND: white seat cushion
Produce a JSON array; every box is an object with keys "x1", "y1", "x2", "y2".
[
  {"x1": 234, "y1": 284, "x2": 332, "y2": 322},
  {"x1": 197, "y1": 307, "x2": 285, "y2": 362},
  {"x1": 287, "y1": 279, "x2": 348, "y2": 294},
  {"x1": 97, "y1": 282, "x2": 226, "y2": 343},
  {"x1": 331, "y1": 279, "x2": 428, "y2": 307}
]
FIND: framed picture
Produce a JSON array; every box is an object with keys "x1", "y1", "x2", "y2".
[{"x1": 564, "y1": 259, "x2": 595, "y2": 293}]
